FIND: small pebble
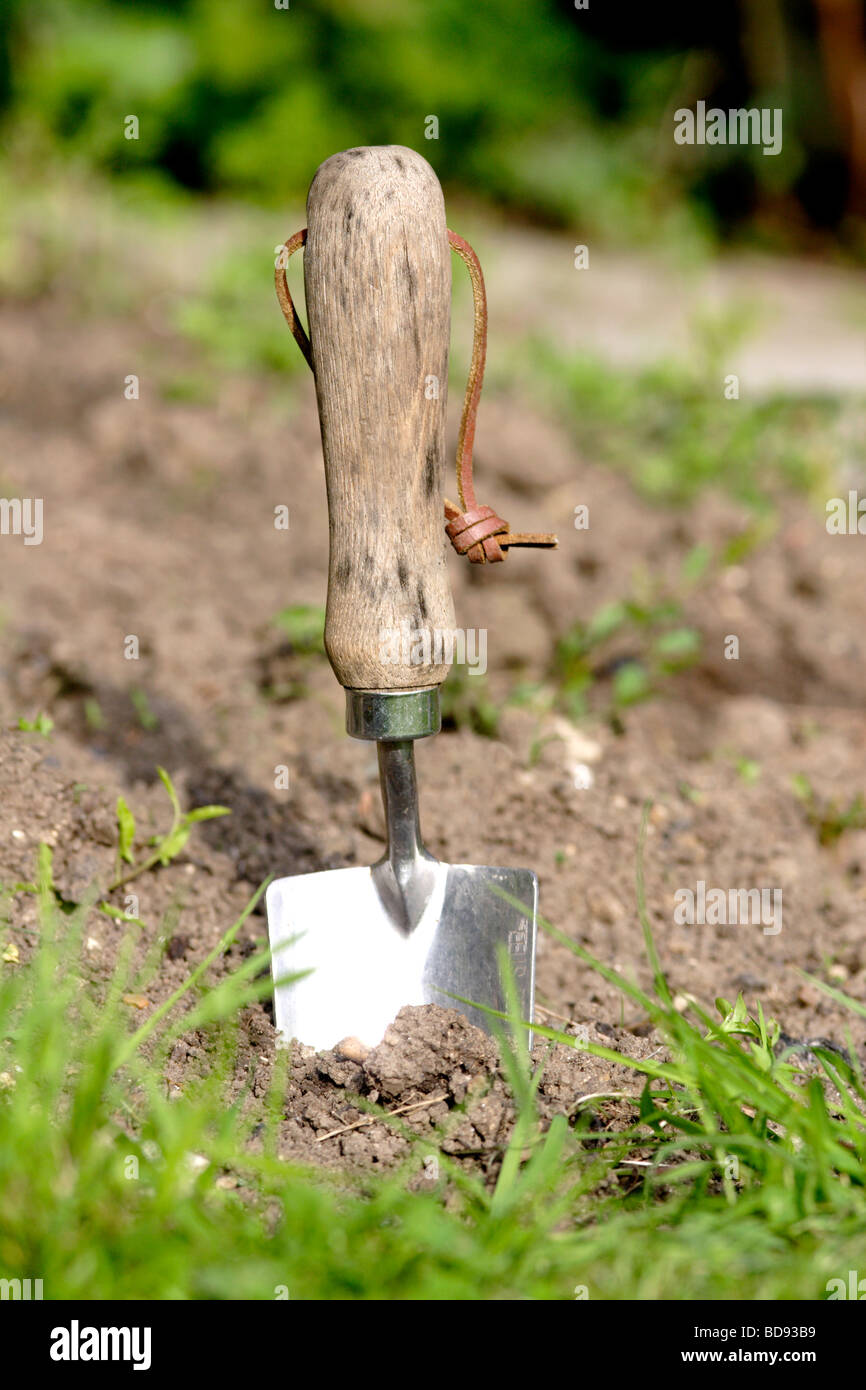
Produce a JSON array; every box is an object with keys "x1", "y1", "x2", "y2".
[
  {"x1": 122, "y1": 994, "x2": 150, "y2": 1010},
  {"x1": 335, "y1": 1035, "x2": 370, "y2": 1063}
]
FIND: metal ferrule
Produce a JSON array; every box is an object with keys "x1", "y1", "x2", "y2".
[{"x1": 345, "y1": 688, "x2": 440, "y2": 742}]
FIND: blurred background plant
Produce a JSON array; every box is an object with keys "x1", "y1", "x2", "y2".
[{"x1": 2, "y1": 0, "x2": 865, "y2": 255}]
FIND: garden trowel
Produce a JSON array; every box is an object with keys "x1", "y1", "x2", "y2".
[{"x1": 267, "y1": 146, "x2": 549, "y2": 1051}]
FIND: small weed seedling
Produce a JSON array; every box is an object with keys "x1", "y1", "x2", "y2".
[
  {"x1": 109, "y1": 767, "x2": 230, "y2": 894},
  {"x1": 792, "y1": 774, "x2": 866, "y2": 847},
  {"x1": 15, "y1": 712, "x2": 54, "y2": 736}
]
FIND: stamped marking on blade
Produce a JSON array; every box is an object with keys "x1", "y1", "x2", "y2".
[{"x1": 508, "y1": 921, "x2": 531, "y2": 985}]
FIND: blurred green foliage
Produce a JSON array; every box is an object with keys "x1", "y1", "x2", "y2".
[
  {"x1": 440, "y1": 665, "x2": 501, "y2": 739},
  {"x1": 273, "y1": 603, "x2": 326, "y2": 656},
  {"x1": 0, "y1": 0, "x2": 562, "y2": 191},
  {"x1": 532, "y1": 335, "x2": 843, "y2": 510},
  {"x1": 792, "y1": 775, "x2": 866, "y2": 848},
  {"x1": 552, "y1": 557, "x2": 705, "y2": 722},
  {"x1": 174, "y1": 241, "x2": 307, "y2": 377},
  {"x1": 0, "y1": 0, "x2": 825, "y2": 248}
]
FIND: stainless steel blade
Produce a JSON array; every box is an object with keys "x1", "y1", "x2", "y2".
[{"x1": 266, "y1": 862, "x2": 536, "y2": 1050}]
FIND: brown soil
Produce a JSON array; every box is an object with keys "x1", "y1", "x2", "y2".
[{"x1": 1, "y1": 291, "x2": 865, "y2": 1175}]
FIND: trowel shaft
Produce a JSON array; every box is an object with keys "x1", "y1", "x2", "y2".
[
  {"x1": 377, "y1": 740, "x2": 426, "y2": 873},
  {"x1": 372, "y1": 738, "x2": 439, "y2": 934}
]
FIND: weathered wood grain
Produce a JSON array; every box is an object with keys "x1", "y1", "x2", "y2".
[{"x1": 304, "y1": 145, "x2": 455, "y2": 691}]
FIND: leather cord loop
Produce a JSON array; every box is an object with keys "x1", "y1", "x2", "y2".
[
  {"x1": 274, "y1": 228, "x2": 313, "y2": 370},
  {"x1": 275, "y1": 227, "x2": 557, "y2": 564}
]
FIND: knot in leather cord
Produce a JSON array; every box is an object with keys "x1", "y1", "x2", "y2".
[
  {"x1": 275, "y1": 226, "x2": 557, "y2": 565},
  {"x1": 444, "y1": 502, "x2": 509, "y2": 564}
]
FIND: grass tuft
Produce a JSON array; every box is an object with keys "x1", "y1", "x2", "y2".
[{"x1": 1, "y1": 819, "x2": 864, "y2": 1300}]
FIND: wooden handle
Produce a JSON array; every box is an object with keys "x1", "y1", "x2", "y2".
[{"x1": 304, "y1": 146, "x2": 456, "y2": 692}]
